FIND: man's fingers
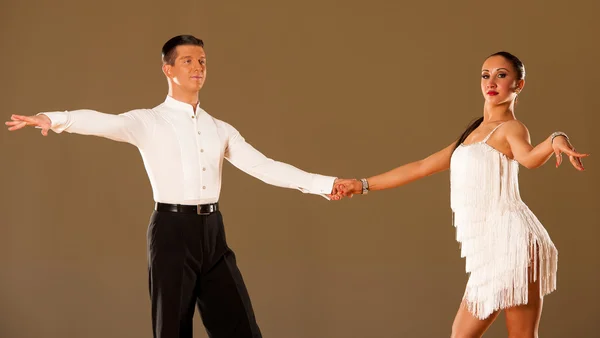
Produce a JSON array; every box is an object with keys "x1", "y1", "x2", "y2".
[
  {"x1": 6, "y1": 114, "x2": 50, "y2": 134},
  {"x1": 7, "y1": 121, "x2": 27, "y2": 131},
  {"x1": 11, "y1": 114, "x2": 33, "y2": 122},
  {"x1": 9, "y1": 115, "x2": 39, "y2": 127}
]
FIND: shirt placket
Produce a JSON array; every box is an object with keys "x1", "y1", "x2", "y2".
[{"x1": 194, "y1": 114, "x2": 207, "y2": 199}]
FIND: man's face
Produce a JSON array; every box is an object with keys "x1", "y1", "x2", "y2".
[{"x1": 163, "y1": 45, "x2": 207, "y2": 93}]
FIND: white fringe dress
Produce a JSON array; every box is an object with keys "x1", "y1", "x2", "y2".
[{"x1": 449, "y1": 122, "x2": 558, "y2": 320}]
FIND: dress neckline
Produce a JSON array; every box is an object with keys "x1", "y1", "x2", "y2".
[{"x1": 457, "y1": 142, "x2": 517, "y2": 162}]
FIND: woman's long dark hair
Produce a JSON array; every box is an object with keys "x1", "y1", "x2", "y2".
[
  {"x1": 453, "y1": 51, "x2": 526, "y2": 151},
  {"x1": 454, "y1": 116, "x2": 484, "y2": 150}
]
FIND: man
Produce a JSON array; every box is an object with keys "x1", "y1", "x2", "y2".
[{"x1": 6, "y1": 35, "x2": 347, "y2": 338}]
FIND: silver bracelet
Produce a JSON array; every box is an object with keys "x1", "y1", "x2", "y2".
[
  {"x1": 359, "y1": 178, "x2": 369, "y2": 195},
  {"x1": 550, "y1": 131, "x2": 569, "y2": 144}
]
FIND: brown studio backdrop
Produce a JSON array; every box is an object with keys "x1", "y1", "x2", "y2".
[{"x1": 1, "y1": 0, "x2": 598, "y2": 337}]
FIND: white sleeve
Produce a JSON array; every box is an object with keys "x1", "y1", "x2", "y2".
[
  {"x1": 222, "y1": 122, "x2": 336, "y2": 199},
  {"x1": 40, "y1": 109, "x2": 151, "y2": 147}
]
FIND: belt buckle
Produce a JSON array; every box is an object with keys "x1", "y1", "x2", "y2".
[{"x1": 197, "y1": 204, "x2": 211, "y2": 215}]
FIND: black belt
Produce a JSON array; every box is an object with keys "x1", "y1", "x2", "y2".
[{"x1": 155, "y1": 202, "x2": 219, "y2": 215}]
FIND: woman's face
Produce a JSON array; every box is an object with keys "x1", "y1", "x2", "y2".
[{"x1": 481, "y1": 55, "x2": 524, "y2": 105}]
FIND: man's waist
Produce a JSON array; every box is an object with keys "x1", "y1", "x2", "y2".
[
  {"x1": 154, "y1": 195, "x2": 218, "y2": 205},
  {"x1": 155, "y1": 202, "x2": 219, "y2": 215}
]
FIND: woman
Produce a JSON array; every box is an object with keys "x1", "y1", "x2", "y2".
[{"x1": 335, "y1": 52, "x2": 589, "y2": 337}]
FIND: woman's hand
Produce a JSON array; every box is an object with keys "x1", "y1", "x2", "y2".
[
  {"x1": 551, "y1": 136, "x2": 589, "y2": 171},
  {"x1": 334, "y1": 179, "x2": 363, "y2": 198}
]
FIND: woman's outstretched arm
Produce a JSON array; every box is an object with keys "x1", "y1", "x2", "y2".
[{"x1": 336, "y1": 141, "x2": 457, "y2": 196}]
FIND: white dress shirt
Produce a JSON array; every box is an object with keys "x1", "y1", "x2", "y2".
[{"x1": 41, "y1": 96, "x2": 336, "y2": 205}]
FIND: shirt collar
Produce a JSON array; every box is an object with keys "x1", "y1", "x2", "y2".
[{"x1": 163, "y1": 95, "x2": 201, "y2": 117}]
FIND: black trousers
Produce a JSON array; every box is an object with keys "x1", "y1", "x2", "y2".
[{"x1": 147, "y1": 210, "x2": 262, "y2": 338}]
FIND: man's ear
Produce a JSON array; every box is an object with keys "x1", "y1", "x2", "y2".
[{"x1": 162, "y1": 64, "x2": 172, "y2": 78}]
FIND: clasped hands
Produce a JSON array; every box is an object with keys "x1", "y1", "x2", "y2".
[{"x1": 328, "y1": 178, "x2": 365, "y2": 201}]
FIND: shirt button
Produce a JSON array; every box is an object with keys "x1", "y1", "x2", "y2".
[
  {"x1": 202, "y1": 186, "x2": 206, "y2": 189},
  {"x1": 202, "y1": 167, "x2": 206, "y2": 171},
  {"x1": 197, "y1": 131, "x2": 201, "y2": 135},
  {"x1": 191, "y1": 116, "x2": 195, "y2": 119},
  {"x1": 200, "y1": 149, "x2": 204, "y2": 153}
]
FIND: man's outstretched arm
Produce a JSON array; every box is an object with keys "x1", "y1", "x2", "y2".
[
  {"x1": 222, "y1": 122, "x2": 344, "y2": 200},
  {"x1": 6, "y1": 109, "x2": 149, "y2": 146}
]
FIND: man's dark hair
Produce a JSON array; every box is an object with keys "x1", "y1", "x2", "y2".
[{"x1": 161, "y1": 35, "x2": 204, "y2": 65}]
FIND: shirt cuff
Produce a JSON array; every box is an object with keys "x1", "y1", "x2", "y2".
[
  {"x1": 296, "y1": 174, "x2": 336, "y2": 200},
  {"x1": 37, "y1": 112, "x2": 69, "y2": 133},
  {"x1": 311, "y1": 174, "x2": 336, "y2": 194}
]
